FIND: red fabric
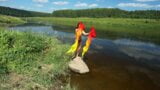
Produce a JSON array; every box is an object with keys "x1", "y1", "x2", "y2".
[
  {"x1": 89, "y1": 27, "x2": 96, "y2": 38},
  {"x1": 78, "y1": 22, "x2": 85, "y2": 30}
]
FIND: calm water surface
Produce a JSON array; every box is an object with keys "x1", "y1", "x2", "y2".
[{"x1": 9, "y1": 24, "x2": 160, "y2": 90}]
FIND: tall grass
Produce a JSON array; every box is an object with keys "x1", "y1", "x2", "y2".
[
  {"x1": 0, "y1": 28, "x2": 72, "y2": 90},
  {"x1": 26, "y1": 17, "x2": 160, "y2": 43},
  {"x1": 0, "y1": 15, "x2": 25, "y2": 26}
]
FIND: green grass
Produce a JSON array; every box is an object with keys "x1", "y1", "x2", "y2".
[
  {"x1": 26, "y1": 17, "x2": 160, "y2": 43},
  {"x1": 0, "y1": 15, "x2": 25, "y2": 26},
  {"x1": 0, "y1": 28, "x2": 72, "y2": 90}
]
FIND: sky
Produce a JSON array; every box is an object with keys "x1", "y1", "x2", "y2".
[{"x1": 0, "y1": 0, "x2": 160, "y2": 13}]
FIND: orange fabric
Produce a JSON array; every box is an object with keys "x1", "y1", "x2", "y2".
[
  {"x1": 75, "y1": 29, "x2": 82, "y2": 41},
  {"x1": 82, "y1": 27, "x2": 96, "y2": 57},
  {"x1": 78, "y1": 22, "x2": 85, "y2": 30},
  {"x1": 66, "y1": 22, "x2": 85, "y2": 54}
]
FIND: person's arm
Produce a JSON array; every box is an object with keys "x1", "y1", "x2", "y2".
[
  {"x1": 74, "y1": 29, "x2": 78, "y2": 38},
  {"x1": 82, "y1": 31, "x2": 89, "y2": 36}
]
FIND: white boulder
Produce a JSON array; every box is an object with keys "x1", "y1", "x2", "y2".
[{"x1": 68, "y1": 56, "x2": 89, "y2": 74}]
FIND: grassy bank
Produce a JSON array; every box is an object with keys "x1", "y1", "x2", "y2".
[
  {"x1": 26, "y1": 17, "x2": 160, "y2": 43},
  {"x1": 0, "y1": 15, "x2": 25, "y2": 26},
  {"x1": 0, "y1": 29, "x2": 72, "y2": 90}
]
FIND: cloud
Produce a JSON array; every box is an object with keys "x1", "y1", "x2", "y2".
[
  {"x1": 135, "y1": 0, "x2": 159, "y2": 2},
  {"x1": 118, "y1": 3, "x2": 150, "y2": 8},
  {"x1": 33, "y1": 0, "x2": 48, "y2": 3},
  {"x1": 18, "y1": 6, "x2": 33, "y2": 10},
  {"x1": 75, "y1": 2, "x2": 98, "y2": 8},
  {"x1": 0, "y1": 0, "x2": 8, "y2": 1},
  {"x1": 157, "y1": 4, "x2": 160, "y2": 7},
  {"x1": 118, "y1": 3, "x2": 160, "y2": 8},
  {"x1": 35, "y1": 4, "x2": 43, "y2": 7},
  {"x1": 50, "y1": 7, "x2": 69, "y2": 12},
  {"x1": 89, "y1": 4, "x2": 98, "y2": 8},
  {"x1": 96, "y1": 0, "x2": 105, "y2": 2},
  {"x1": 19, "y1": 6, "x2": 25, "y2": 9},
  {"x1": 52, "y1": 1, "x2": 69, "y2": 5},
  {"x1": 74, "y1": 3, "x2": 88, "y2": 7},
  {"x1": 107, "y1": 6, "x2": 113, "y2": 8}
]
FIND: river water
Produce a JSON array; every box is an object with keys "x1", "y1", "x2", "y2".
[{"x1": 9, "y1": 24, "x2": 160, "y2": 90}]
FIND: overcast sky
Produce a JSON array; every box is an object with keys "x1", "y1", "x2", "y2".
[{"x1": 0, "y1": 0, "x2": 160, "y2": 13}]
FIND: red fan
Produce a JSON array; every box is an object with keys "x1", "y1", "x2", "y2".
[{"x1": 89, "y1": 26, "x2": 96, "y2": 38}]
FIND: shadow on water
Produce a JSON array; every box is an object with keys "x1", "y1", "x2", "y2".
[{"x1": 9, "y1": 24, "x2": 160, "y2": 90}]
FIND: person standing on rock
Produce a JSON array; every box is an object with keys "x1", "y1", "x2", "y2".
[{"x1": 67, "y1": 22, "x2": 89, "y2": 58}]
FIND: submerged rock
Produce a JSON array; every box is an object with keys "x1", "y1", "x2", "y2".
[{"x1": 68, "y1": 56, "x2": 89, "y2": 74}]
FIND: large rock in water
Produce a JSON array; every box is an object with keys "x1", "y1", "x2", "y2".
[{"x1": 69, "y1": 56, "x2": 89, "y2": 74}]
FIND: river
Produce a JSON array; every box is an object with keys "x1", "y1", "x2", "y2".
[{"x1": 9, "y1": 24, "x2": 160, "y2": 90}]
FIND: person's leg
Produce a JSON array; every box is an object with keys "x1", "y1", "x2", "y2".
[
  {"x1": 72, "y1": 41, "x2": 80, "y2": 58},
  {"x1": 76, "y1": 42, "x2": 82, "y2": 57}
]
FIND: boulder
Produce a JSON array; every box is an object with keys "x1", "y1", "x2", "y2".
[{"x1": 68, "y1": 56, "x2": 89, "y2": 74}]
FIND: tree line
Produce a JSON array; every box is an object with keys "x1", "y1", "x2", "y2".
[
  {"x1": 52, "y1": 8, "x2": 160, "y2": 19},
  {"x1": 0, "y1": 6, "x2": 159, "y2": 19},
  {"x1": 0, "y1": 6, "x2": 52, "y2": 17}
]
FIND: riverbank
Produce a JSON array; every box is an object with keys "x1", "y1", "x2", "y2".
[
  {"x1": 6, "y1": 24, "x2": 160, "y2": 90},
  {"x1": 0, "y1": 15, "x2": 25, "y2": 26},
  {"x1": 25, "y1": 17, "x2": 160, "y2": 44},
  {"x1": 0, "y1": 28, "x2": 73, "y2": 90}
]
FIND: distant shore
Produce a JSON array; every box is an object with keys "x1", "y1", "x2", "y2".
[{"x1": 25, "y1": 17, "x2": 160, "y2": 44}]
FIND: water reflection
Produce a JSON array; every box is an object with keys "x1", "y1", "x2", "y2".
[
  {"x1": 9, "y1": 25, "x2": 160, "y2": 62},
  {"x1": 114, "y1": 39, "x2": 160, "y2": 60},
  {"x1": 9, "y1": 24, "x2": 160, "y2": 90}
]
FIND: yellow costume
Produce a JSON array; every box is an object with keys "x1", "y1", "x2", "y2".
[{"x1": 67, "y1": 22, "x2": 85, "y2": 55}]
